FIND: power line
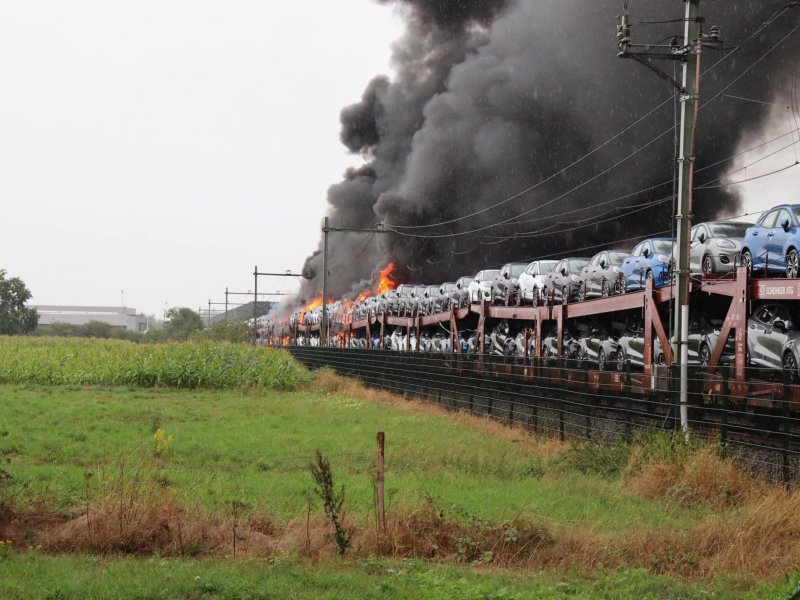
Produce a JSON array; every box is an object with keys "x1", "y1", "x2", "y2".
[{"x1": 380, "y1": 7, "x2": 800, "y2": 237}]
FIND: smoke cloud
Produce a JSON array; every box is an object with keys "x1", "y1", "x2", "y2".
[{"x1": 298, "y1": 0, "x2": 800, "y2": 304}]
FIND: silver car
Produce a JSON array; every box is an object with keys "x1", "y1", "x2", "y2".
[
  {"x1": 450, "y1": 276, "x2": 474, "y2": 308},
  {"x1": 577, "y1": 250, "x2": 629, "y2": 301},
  {"x1": 689, "y1": 221, "x2": 750, "y2": 274},
  {"x1": 468, "y1": 269, "x2": 501, "y2": 303},
  {"x1": 748, "y1": 302, "x2": 800, "y2": 382},
  {"x1": 492, "y1": 262, "x2": 530, "y2": 305},
  {"x1": 518, "y1": 260, "x2": 558, "y2": 306},
  {"x1": 540, "y1": 257, "x2": 591, "y2": 305}
]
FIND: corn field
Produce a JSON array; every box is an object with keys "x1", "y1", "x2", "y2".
[{"x1": 0, "y1": 337, "x2": 309, "y2": 390}]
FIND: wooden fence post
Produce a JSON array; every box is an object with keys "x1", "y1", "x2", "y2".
[{"x1": 376, "y1": 432, "x2": 386, "y2": 534}]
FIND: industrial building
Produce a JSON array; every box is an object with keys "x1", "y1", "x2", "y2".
[{"x1": 33, "y1": 306, "x2": 149, "y2": 332}]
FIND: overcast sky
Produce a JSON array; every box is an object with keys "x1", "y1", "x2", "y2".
[{"x1": 0, "y1": 0, "x2": 401, "y2": 317}]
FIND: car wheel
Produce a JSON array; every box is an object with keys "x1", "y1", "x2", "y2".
[
  {"x1": 787, "y1": 249, "x2": 799, "y2": 278},
  {"x1": 783, "y1": 351, "x2": 799, "y2": 384},
  {"x1": 699, "y1": 343, "x2": 711, "y2": 367},
  {"x1": 531, "y1": 289, "x2": 539, "y2": 307},
  {"x1": 646, "y1": 269, "x2": 654, "y2": 282},
  {"x1": 576, "y1": 347, "x2": 587, "y2": 364},
  {"x1": 541, "y1": 287, "x2": 549, "y2": 306},
  {"x1": 576, "y1": 282, "x2": 586, "y2": 303},
  {"x1": 598, "y1": 348, "x2": 606, "y2": 371},
  {"x1": 617, "y1": 273, "x2": 626, "y2": 294},
  {"x1": 702, "y1": 255, "x2": 713, "y2": 275},
  {"x1": 601, "y1": 279, "x2": 610, "y2": 299},
  {"x1": 561, "y1": 286, "x2": 568, "y2": 305},
  {"x1": 615, "y1": 348, "x2": 626, "y2": 372},
  {"x1": 741, "y1": 250, "x2": 753, "y2": 276}
]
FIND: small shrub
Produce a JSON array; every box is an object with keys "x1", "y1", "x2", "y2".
[{"x1": 309, "y1": 450, "x2": 350, "y2": 554}]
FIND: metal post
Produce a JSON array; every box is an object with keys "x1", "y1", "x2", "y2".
[
  {"x1": 208, "y1": 299, "x2": 212, "y2": 328},
  {"x1": 672, "y1": 1, "x2": 702, "y2": 436},
  {"x1": 253, "y1": 265, "x2": 258, "y2": 336},
  {"x1": 376, "y1": 432, "x2": 386, "y2": 534},
  {"x1": 321, "y1": 217, "x2": 329, "y2": 347},
  {"x1": 225, "y1": 287, "x2": 229, "y2": 321}
]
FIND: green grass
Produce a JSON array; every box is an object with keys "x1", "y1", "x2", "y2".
[
  {"x1": 0, "y1": 384, "x2": 703, "y2": 532},
  {"x1": 1, "y1": 551, "x2": 794, "y2": 599},
  {"x1": 0, "y1": 337, "x2": 308, "y2": 390}
]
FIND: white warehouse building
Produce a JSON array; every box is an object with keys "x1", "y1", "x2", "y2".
[{"x1": 33, "y1": 306, "x2": 149, "y2": 332}]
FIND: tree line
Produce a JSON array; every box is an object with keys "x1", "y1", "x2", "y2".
[{"x1": 0, "y1": 269, "x2": 252, "y2": 343}]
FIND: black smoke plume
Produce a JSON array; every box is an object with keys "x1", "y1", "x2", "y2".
[{"x1": 298, "y1": 0, "x2": 800, "y2": 305}]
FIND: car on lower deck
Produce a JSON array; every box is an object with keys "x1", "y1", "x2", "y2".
[{"x1": 748, "y1": 302, "x2": 800, "y2": 382}]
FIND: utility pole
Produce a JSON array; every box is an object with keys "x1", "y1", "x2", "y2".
[
  {"x1": 618, "y1": 0, "x2": 721, "y2": 434},
  {"x1": 321, "y1": 217, "x2": 329, "y2": 348},
  {"x1": 319, "y1": 219, "x2": 389, "y2": 347},
  {"x1": 252, "y1": 267, "x2": 306, "y2": 340}
]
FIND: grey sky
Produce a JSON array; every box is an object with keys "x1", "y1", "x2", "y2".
[{"x1": 0, "y1": 1, "x2": 401, "y2": 317}]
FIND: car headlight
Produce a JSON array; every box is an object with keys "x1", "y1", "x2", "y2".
[
  {"x1": 657, "y1": 254, "x2": 670, "y2": 264},
  {"x1": 571, "y1": 274, "x2": 580, "y2": 282},
  {"x1": 612, "y1": 266, "x2": 621, "y2": 274},
  {"x1": 716, "y1": 239, "x2": 736, "y2": 249}
]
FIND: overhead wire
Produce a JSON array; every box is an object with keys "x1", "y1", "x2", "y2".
[{"x1": 382, "y1": 6, "x2": 799, "y2": 237}]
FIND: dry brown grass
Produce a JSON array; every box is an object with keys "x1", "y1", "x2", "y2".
[{"x1": 624, "y1": 445, "x2": 763, "y2": 509}]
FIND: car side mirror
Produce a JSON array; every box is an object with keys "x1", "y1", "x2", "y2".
[
  {"x1": 642, "y1": 247, "x2": 650, "y2": 258},
  {"x1": 560, "y1": 268, "x2": 567, "y2": 276},
  {"x1": 698, "y1": 233, "x2": 706, "y2": 243},
  {"x1": 599, "y1": 260, "x2": 606, "y2": 269},
  {"x1": 782, "y1": 218, "x2": 791, "y2": 231},
  {"x1": 774, "y1": 320, "x2": 787, "y2": 331},
  {"x1": 504, "y1": 273, "x2": 509, "y2": 279}
]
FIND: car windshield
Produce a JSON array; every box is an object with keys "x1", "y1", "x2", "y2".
[
  {"x1": 652, "y1": 240, "x2": 674, "y2": 255},
  {"x1": 510, "y1": 264, "x2": 527, "y2": 277},
  {"x1": 458, "y1": 277, "x2": 473, "y2": 286},
  {"x1": 482, "y1": 270, "x2": 500, "y2": 281},
  {"x1": 608, "y1": 252, "x2": 628, "y2": 265},
  {"x1": 443, "y1": 283, "x2": 456, "y2": 292},
  {"x1": 568, "y1": 259, "x2": 589, "y2": 273},
  {"x1": 707, "y1": 223, "x2": 750, "y2": 238},
  {"x1": 539, "y1": 261, "x2": 557, "y2": 273}
]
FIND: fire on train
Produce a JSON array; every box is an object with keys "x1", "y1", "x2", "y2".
[{"x1": 266, "y1": 208, "x2": 800, "y2": 411}]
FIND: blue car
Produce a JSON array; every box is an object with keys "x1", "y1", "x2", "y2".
[
  {"x1": 619, "y1": 238, "x2": 675, "y2": 292},
  {"x1": 741, "y1": 204, "x2": 800, "y2": 278}
]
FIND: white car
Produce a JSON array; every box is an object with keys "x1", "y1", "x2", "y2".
[
  {"x1": 518, "y1": 260, "x2": 558, "y2": 305},
  {"x1": 468, "y1": 269, "x2": 500, "y2": 303}
]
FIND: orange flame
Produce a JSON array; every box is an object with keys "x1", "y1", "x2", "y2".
[
  {"x1": 377, "y1": 262, "x2": 397, "y2": 294},
  {"x1": 299, "y1": 296, "x2": 323, "y2": 325}
]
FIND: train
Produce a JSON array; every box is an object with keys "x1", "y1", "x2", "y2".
[{"x1": 266, "y1": 210, "x2": 800, "y2": 412}]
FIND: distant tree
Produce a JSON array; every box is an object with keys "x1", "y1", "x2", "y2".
[
  {"x1": 163, "y1": 307, "x2": 204, "y2": 340},
  {"x1": 36, "y1": 320, "x2": 142, "y2": 342},
  {"x1": 191, "y1": 319, "x2": 251, "y2": 343},
  {"x1": 0, "y1": 269, "x2": 38, "y2": 335}
]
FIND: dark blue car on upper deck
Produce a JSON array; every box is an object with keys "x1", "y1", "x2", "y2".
[{"x1": 741, "y1": 204, "x2": 800, "y2": 278}]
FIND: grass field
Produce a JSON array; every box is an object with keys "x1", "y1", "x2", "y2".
[{"x1": 2, "y1": 338, "x2": 800, "y2": 598}]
